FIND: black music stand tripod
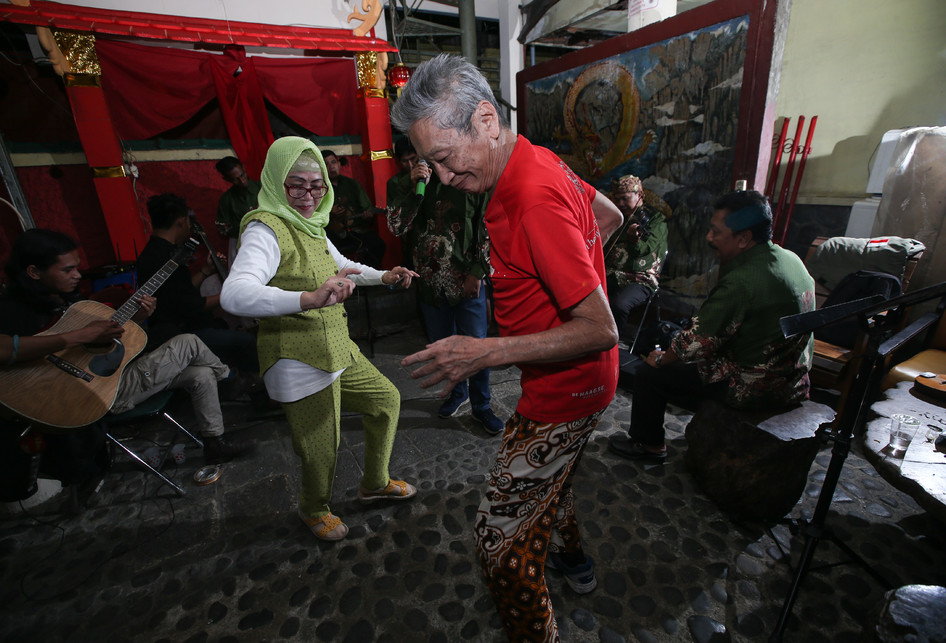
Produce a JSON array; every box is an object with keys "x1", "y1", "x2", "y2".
[{"x1": 770, "y1": 282, "x2": 946, "y2": 641}]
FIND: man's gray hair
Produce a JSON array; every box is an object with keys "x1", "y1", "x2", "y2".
[{"x1": 390, "y1": 53, "x2": 508, "y2": 136}]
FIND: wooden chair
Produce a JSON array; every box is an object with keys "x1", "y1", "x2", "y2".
[
  {"x1": 882, "y1": 309, "x2": 946, "y2": 389},
  {"x1": 804, "y1": 236, "x2": 924, "y2": 415}
]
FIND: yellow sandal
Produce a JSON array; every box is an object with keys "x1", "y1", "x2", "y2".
[
  {"x1": 358, "y1": 479, "x2": 417, "y2": 502},
  {"x1": 298, "y1": 510, "x2": 349, "y2": 541}
]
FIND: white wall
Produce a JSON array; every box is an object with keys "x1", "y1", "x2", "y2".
[
  {"x1": 774, "y1": 0, "x2": 946, "y2": 202},
  {"x1": 54, "y1": 0, "x2": 388, "y2": 40}
]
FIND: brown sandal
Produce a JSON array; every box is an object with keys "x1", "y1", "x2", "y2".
[{"x1": 298, "y1": 510, "x2": 348, "y2": 541}]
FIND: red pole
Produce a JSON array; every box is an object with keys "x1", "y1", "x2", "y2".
[
  {"x1": 780, "y1": 116, "x2": 818, "y2": 243},
  {"x1": 766, "y1": 117, "x2": 790, "y2": 199},
  {"x1": 773, "y1": 116, "x2": 805, "y2": 243}
]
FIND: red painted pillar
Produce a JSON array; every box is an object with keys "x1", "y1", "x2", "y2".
[
  {"x1": 64, "y1": 73, "x2": 148, "y2": 264},
  {"x1": 355, "y1": 52, "x2": 400, "y2": 268}
]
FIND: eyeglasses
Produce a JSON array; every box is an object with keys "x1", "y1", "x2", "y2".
[{"x1": 284, "y1": 184, "x2": 328, "y2": 199}]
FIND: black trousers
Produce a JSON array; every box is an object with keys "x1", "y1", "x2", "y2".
[
  {"x1": 629, "y1": 361, "x2": 727, "y2": 447},
  {"x1": 606, "y1": 278, "x2": 652, "y2": 337}
]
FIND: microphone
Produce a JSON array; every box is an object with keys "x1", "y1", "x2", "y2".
[{"x1": 415, "y1": 159, "x2": 429, "y2": 197}]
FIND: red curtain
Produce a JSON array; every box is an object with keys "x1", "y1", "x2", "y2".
[
  {"x1": 95, "y1": 40, "x2": 359, "y2": 177},
  {"x1": 253, "y1": 57, "x2": 358, "y2": 136},
  {"x1": 209, "y1": 46, "x2": 273, "y2": 179}
]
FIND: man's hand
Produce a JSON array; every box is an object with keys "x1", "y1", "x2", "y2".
[
  {"x1": 382, "y1": 267, "x2": 419, "y2": 289},
  {"x1": 462, "y1": 274, "x2": 482, "y2": 298},
  {"x1": 627, "y1": 223, "x2": 642, "y2": 243},
  {"x1": 131, "y1": 294, "x2": 157, "y2": 323},
  {"x1": 68, "y1": 320, "x2": 124, "y2": 345},
  {"x1": 300, "y1": 268, "x2": 361, "y2": 310},
  {"x1": 402, "y1": 335, "x2": 492, "y2": 398},
  {"x1": 410, "y1": 162, "x2": 432, "y2": 185}
]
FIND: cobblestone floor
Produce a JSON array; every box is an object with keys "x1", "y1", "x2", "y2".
[{"x1": 1, "y1": 312, "x2": 945, "y2": 642}]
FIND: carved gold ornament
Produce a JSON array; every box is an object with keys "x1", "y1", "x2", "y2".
[{"x1": 348, "y1": 0, "x2": 383, "y2": 38}]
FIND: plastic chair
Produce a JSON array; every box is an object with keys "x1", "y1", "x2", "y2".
[{"x1": 104, "y1": 390, "x2": 203, "y2": 496}]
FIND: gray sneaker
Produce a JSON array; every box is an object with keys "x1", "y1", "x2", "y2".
[{"x1": 547, "y1": 552, "x2": 597, "y2": 594}]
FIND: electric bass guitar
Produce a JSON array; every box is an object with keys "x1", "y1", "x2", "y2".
[{"x1": 0, "y1": 239, "x2": 199, "y2": 430}]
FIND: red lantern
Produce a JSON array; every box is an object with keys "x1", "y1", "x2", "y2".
[{"x1": 387, "y1": 62, "x2": 412, "y2": 89}]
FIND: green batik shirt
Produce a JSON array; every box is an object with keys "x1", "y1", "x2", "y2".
[
  {"x1": 605, "y1": 207, "x2": 668, "y2": 290},
  {"x1": 670, "y1": 241, "x2": 816, "y2": 409},
  {"x1": 215, "y1": 181, "x2": 262, "y2": 238},
  {"x1": 386, "y1": 177, "x2": 489, "y2": 306}
]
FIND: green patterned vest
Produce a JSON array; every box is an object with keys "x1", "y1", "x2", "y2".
[{"x1": 251, "y1": 212, "x2": 355, "y2": 374}]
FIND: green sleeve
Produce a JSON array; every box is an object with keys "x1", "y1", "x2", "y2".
[
  {"x1": 354, "y1": 181, "x2": 373, "y2": 212},
  {"x1": 457, "y1": 193, "x2": 489, "y2": 280},
  {"x1": 671, "y1": 278, "x2": 745, "y2": 361},
  {"x1": 638, "y1": 211, "x2": 668, "y2": 260}
]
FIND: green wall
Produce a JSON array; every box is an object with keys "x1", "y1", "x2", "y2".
[{"x1": 774, "y1": 0, "x2": 946, "y2": 201}]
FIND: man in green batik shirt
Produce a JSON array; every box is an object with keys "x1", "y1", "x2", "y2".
[
  {"x1": 214, "y1": 156, "x2": 262, "y2": 240},
  {"x1": 386, "y1": 160, "x2": 504, "y2": 436},
  {"x1": 323, "y1": 149, "x2": 385, "y2": 266},
  {"x1": 609, "y1": 190, "x2": 815, "y2": 463}
]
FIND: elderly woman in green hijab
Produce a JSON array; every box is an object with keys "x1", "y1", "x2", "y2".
[{"x1": 221, "y1": 137, "x2": 419, "y2": 541}]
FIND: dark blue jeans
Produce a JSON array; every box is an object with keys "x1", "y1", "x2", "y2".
[{"x1": 420, "y1": 288, "x2": 491, "y2": 412}]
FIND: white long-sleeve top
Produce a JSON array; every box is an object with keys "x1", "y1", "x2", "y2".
[{"x1": 220, "y1": 220, "x2": 385, "y2": 402}]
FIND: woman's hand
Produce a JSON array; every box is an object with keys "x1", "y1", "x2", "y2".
[
  {"x1": 382, "y1": 267, "x2": 419, "y2": 289},
  {"x1": 299, "y1": 268, "x2": 362, "y2": 310}
]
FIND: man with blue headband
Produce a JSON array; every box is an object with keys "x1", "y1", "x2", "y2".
[{"x1": 609, "y1": 190, "x2": 816, "y2": 462}]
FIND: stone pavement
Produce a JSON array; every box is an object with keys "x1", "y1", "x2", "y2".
[{"x1": 1, "y1": 291, "x2": 945, "y2": 642}]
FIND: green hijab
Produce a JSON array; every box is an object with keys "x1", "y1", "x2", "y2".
[{"x1": 241, "y1": 136, "x2": 333, "y2": 239}]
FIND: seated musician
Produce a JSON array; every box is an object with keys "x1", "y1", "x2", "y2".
[
  {"x1": 0, "y1": 229, "x2": 251, "y2": 471},
  {"x1": 137, "y1": 193, "x2": 264, "y2": 404},
  {"x1": 322, "y1": 150, "x2": 386, "y2": 266},
  {"x1": 604, "y1": 174, "x2": 669, "y2": 339},
  {"x1": 608, "y1": 190, "x2": 815, "y2": 462}
]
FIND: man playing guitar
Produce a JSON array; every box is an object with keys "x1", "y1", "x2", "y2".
[{"x1": 0, "y1": 229, "x2": 251, "y2": 478}]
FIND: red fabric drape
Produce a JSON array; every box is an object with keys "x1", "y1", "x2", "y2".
[
  {"x1": 95, "y1": 40, "x2": 359, "y2": 176},
  {"x1": 253, "y1": 57, "x2": 358, "y2": 136},
  {"x1": 96, "y1": 42, "x2": 215, "y2": 141},
  {"x1": 209, "y1": 46, "x2": 274, "y2": 178}
]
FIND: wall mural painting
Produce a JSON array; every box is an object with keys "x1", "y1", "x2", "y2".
[{"x1": 525, "y1": 15, "x2": 750, "y2": 297}]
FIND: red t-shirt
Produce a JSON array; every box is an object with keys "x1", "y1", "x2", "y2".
[{"x1": 486, "y1": 136, "x2": 618, "y2": 422}]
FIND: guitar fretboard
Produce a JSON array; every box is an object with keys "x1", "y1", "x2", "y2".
[{"x1": 108, "y1": 239, "x2": 198, "y2": 326}]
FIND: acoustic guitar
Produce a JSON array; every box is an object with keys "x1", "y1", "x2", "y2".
[
  {"x1": 914, "y1": 373, "x2": 946, "y2": 401},
  {"x1": 0, "y1": 239, "x2": 198, "y2": 429}
]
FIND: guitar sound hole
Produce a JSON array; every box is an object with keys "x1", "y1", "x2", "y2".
[{"x1": 88, "y1": 340, "x2": 125, "y2": 377}]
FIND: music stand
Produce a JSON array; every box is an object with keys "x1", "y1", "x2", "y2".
[{"x1": 770, "y1": 282, "x2": 946, "y2": 641}]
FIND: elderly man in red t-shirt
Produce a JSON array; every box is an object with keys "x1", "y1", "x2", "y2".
[{"x1": 392, "y1": 54, "x2": 623, "y2": 642}]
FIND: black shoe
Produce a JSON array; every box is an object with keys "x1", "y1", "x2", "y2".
[
  {"x1": 203, "y1": 436, "x2": 253, "y2": 464},
  {"x1": 438, "y1": 390, "x2": 470, "y2": 418},
  {"x1": 607, "y1": 434, "x2": 667, "y2": 462}
]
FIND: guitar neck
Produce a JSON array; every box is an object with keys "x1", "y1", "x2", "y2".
[
  {"x1": 112, "y1": 239, "x2": 199, "y2": 326},
  {"x1": 199, "y1": 230, "x2": 229, "y2": 279}
]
